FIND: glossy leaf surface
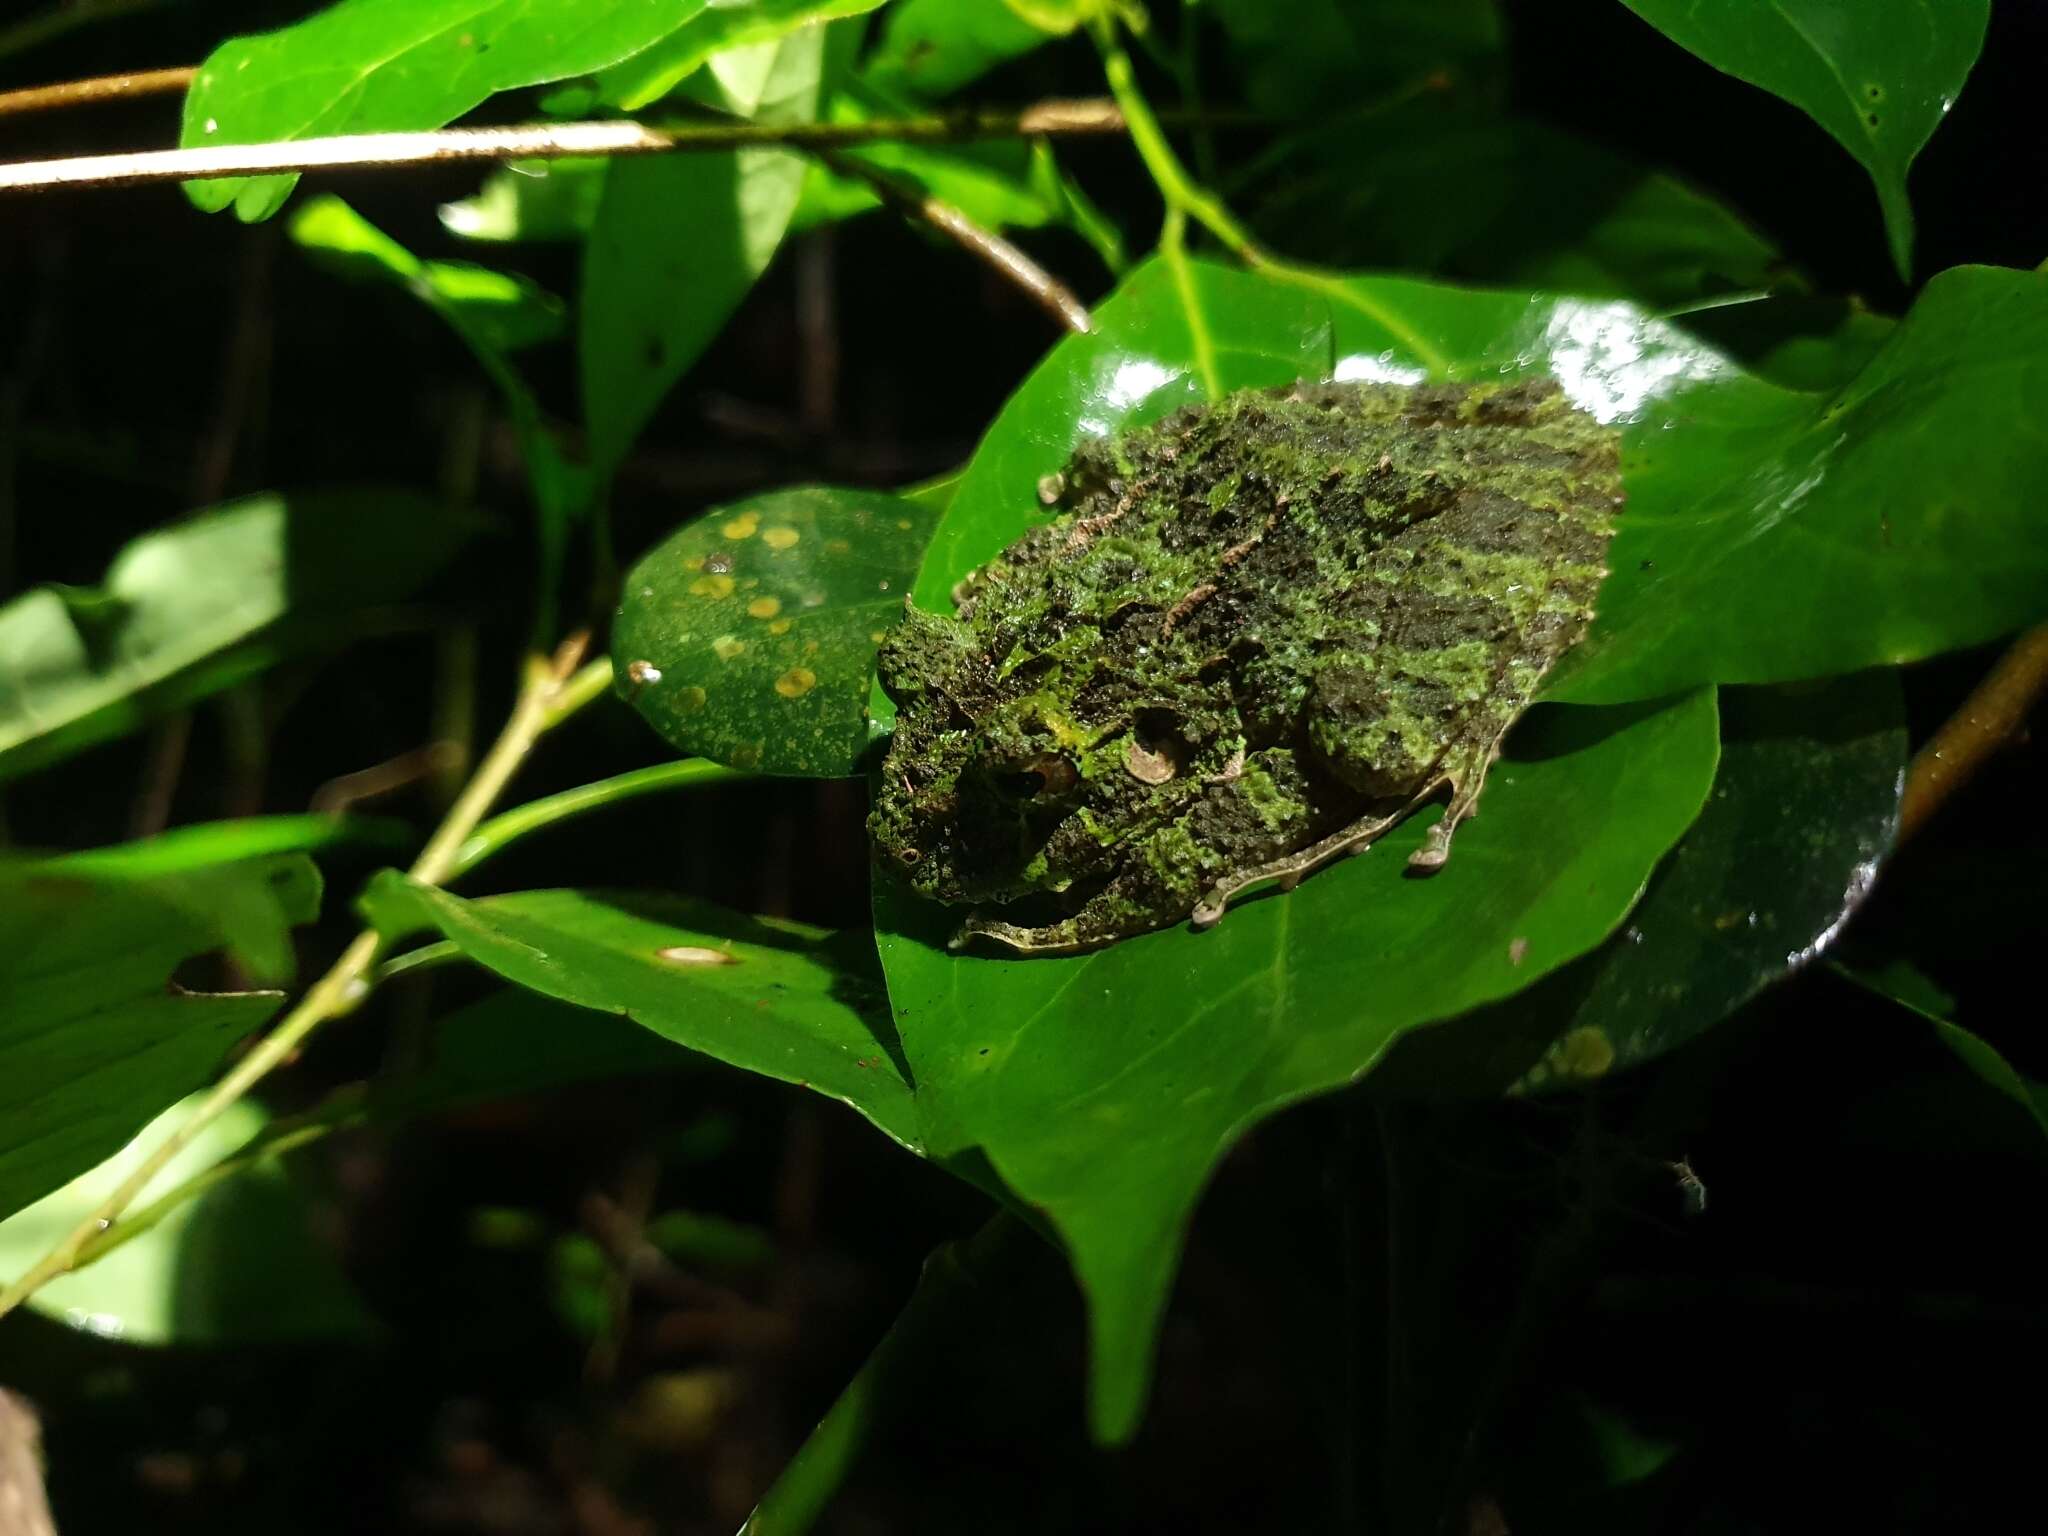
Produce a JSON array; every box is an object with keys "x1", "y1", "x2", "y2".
[
  {"x1": 363, "y1": 878, "x2": 917, "y2": 1149},
  {"x1": 0, "y1": 489, "x2": 463, "y2": 782},
  {"x1": 614, "y1": 488, "x2": 942, "y2": 776},
  {"x1": 1387, "y1": 672, "x2": 1905, "y2": 1097},
  {"x1": 1551, "y1": 265, "x2": 2048, "y2": 701},
  {"x1": 0, "y1": 857, "x2": 318, "y2": 1222},
  {"x1": 873, "y1": 255, "x2": 1723, "y2": 1438},
  {"x1": 1620, "y1": 0, "x2": 1988, "y2": 278},
  {"x1": 864, "y1": 0, "x2": 1081, "y2": 99}
]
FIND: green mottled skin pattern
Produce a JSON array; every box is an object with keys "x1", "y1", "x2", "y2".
[{"x1": 870, "y1": 377, "x2": 1622, "y2": 953}]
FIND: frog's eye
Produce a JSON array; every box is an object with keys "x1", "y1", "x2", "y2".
[{"x1": 995, "y1": 752, "x2": 1078, "y2": 800}]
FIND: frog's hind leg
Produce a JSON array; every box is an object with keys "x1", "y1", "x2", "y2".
[
  {"x1": 1404, "y1": 733, "x2": 1504, "y2": 873},
  {"x1": 1188, "y1": 800, "x2": 1417, "y2": 930}
]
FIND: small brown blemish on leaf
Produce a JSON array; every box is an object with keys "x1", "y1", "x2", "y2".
[
  {"x1": 722, "y1": 512, "x2": 759, "y2": 540},
  {"x1": 690, "y1": 573, "x2": 735, "y2": 599},
  {"x1": 776, "y1": 667, "x2": 818, "y2": 699},
  {"x1": 1557, "y1": 1026, "x2": 1614, "y2": 1078},
  {"x1": 676, "y1": 685, "x2": 708, "y2": 713},
  {"x1": 762, "y1": 526, "x2": 800, "y2": 551},
  {"x1": 712, "y1": 635, "x2": 746, "y2": 662},
  {"x1": 1508, "y1": 936, "x2": 1529, "y2": 966},
  {"x1": 658, "y1": 945, "x2": 739, "y2": 967},
  {"x1": 731, "y1": 743, "x2": 764, "y2": 769},
  {"x1": 747, "y1": 596, "x2": 782, "y2": 619}
]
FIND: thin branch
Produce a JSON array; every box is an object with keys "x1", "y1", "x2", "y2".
[
  {"x1": 814, "y1": 145, "x2": 1092, "y2": 334},
  {"x1": 0, "y1": 64, "x2": 194, "y2": 119},
  {"x1": 0, "y1": 101, "x2": 1146, "y2": 195},
  {"x1": 1898, "y1": 622, "x2": 2048, "y2": 844},
  {"x1": 0, "y1": 637, "x2": 601, "y2": 1321}
]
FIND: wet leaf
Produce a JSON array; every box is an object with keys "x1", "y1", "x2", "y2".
[
  {"x1": 1384, "y1": 672, "x2": 1907, "y2": 1097},
  {"x1": 871, "y1": 252, "x2": 1723, "y2": 1439},
  {"x1": 180, "y1": 0, "x2": 883, "y2": 220},
  {"x1": 1550, "y1": 265, "x2": 2048, "y2": 702},
  {"x1": 361, "y1": 878, "x2": 919, "y2": 1150},
  {"x1": 0, "y1": 857, "x2": 318, "y2": 1222},
  {"x1": 1619, "y1": 0, "x2": 1989, "y2": 279},
  {"x1": 0, "y1": 489, "x2": 465, "y2": 782},
  {"x1": 877, "y1": 693, "x2": 1718, "y2": 1440},
  {"x1": 614, "y1": 487, "x2": 943, "y2": 776}
]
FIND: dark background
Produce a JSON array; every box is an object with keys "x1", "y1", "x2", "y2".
[{"x1": 3, "y1": 2, "x2": 2044, "y2": 1530}]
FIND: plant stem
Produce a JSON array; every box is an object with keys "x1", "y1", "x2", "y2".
[
  {"x1": 1898, "y1": 621, "x2": 2048, "y2": 844},
  {"x1": 0, "y1": 100, "x2": 1207, "y2": 195},
  {"x1": 739, "y1": 1212, "x2": 1038, "y2": 1536},
  {"x1": 813, "y1": 146, "x2": 1092, "y2": 334},
  {"x1": 0, "y1": 638, "x2": 603, "y2": 1320},
  {"x1": 451, "y1": 757, "x2": 750, "y2": 880}
]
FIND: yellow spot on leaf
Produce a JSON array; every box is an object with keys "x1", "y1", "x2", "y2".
[
  {"x1": 684, "y1": 555, "x2": 705, "y2": 571},
  {"x1": 657, "y1": 945, "x2": 738, "y2": 967},
  {"x1": 768, "y1": 619, "x2": 793, "y2": 635},
  {"x1": 676, "y1": 685, "x2": 707, "y2": 713},
  {"x1": 747, "y1": 596, "x2": 782, "y2": 619},
  {"x1": 712, "y1": 635, "x2": 745, "y2": 662},
  {"x1": 775, "y1": 667, "x2": 818, "y2": 699},
  {"x1": 722, "y1": 512, "x2": 759, "y2": 539},
  {"x1": 895, "y1": 518, "x2": 913, "y2": 530},
  {"x1": 1556, "y1": 1026, "x2": 1615, "y2": 1079},
  {"x1": 690, "y1": 573, "x2": 735, "y2": 599},
  {"x1": 762, "y1": 526, "x2": 799, "y2": 551},
  {"x1": 869, "y1": 630, "x2": 887, "y2": 644},
  {"x1": 825, "y1": 538, "x2": 851, "y2": 555}
]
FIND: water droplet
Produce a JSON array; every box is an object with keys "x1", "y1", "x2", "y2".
[{"x1": 625, "y1": 659, "x2": 663, "y2": 685}]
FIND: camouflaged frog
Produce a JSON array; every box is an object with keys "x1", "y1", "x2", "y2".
[{"x1": 868, "y1": 377, "x2": 1622, "y2": 954}]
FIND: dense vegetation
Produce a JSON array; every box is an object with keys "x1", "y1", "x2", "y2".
[{"x1": 2, "y1": 1, "x2": 2044, "y2": 1530}]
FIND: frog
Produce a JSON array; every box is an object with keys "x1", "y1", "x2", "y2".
[{"x1": 867, "y1": 376, "x2": 1622, "y2": 955}]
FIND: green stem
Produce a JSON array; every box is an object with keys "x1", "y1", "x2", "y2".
[
  {"x1": 740, "y1": 1213, "x2": 1039, "y2": 1535},
  {"x1": 452, "y1": 758, "x2": 750, "y2": 880},
  {"x1": 0, "y1": 646, "x2": 609, "y2": 1320}
]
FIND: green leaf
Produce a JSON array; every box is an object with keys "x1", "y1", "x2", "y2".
[
  {"x1": 1836, "y1": 964, "x2": 2048, "y2": 1142},
  {"x1": 1254, "y1": 108, "x2": 1788, "y2": 312},
  {"x1": 180, "y1": 0, "x2": 879, "y2": 221},
  {"x1": 0, "y1": 1093, "x2": 372, "y2": 1345},
  {"x1": 291, "y1": 194, "x2": 565, "y2": 355},
  {"x1": 35, "y1": 813, "x2": 411, "y2": 878},
  {"x1": 873, "y1": 253, "x2": 1722, "y2": 1439},
  {"x1": 877, "y1": 692, "x2": 1718, "y2": 1441},
  {"x1": 0, "y1": 489, "x2": 465, "y2": 782},
  {"x1": 1550, "y1": 265, "x2": 2048, "y2": 702},
  {"x1": 1618, "y1": 0, "x2": 1989, "y2": 279},
  {"x1": 441, "y1": 159, "x2": 608, "y2": 245},
  {"x1": 864, "y1": 0, "x2": 1083, "y2": 99},
  {"x1": 613, "y1": 488, "x2": 944, "y2": 777},
  {"x1": 579, "y1": 146, "x2": 806, "y2": 480},
  {"x1": 1208, "y1": 0, "x2": 1504, "y2": 113},
  {"x1": 590, "y1": 0, "x2": 883, "y2": 109},
  {"x1": 0, "y1": 857, "x2": 319, "y2": 1222},
  {"x1": 360, "y1": 878, "x2": 919, "y2": 1149},
  {"x1": 1389, "y1": 672, "x2": 1906, "y2": 1096}
]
